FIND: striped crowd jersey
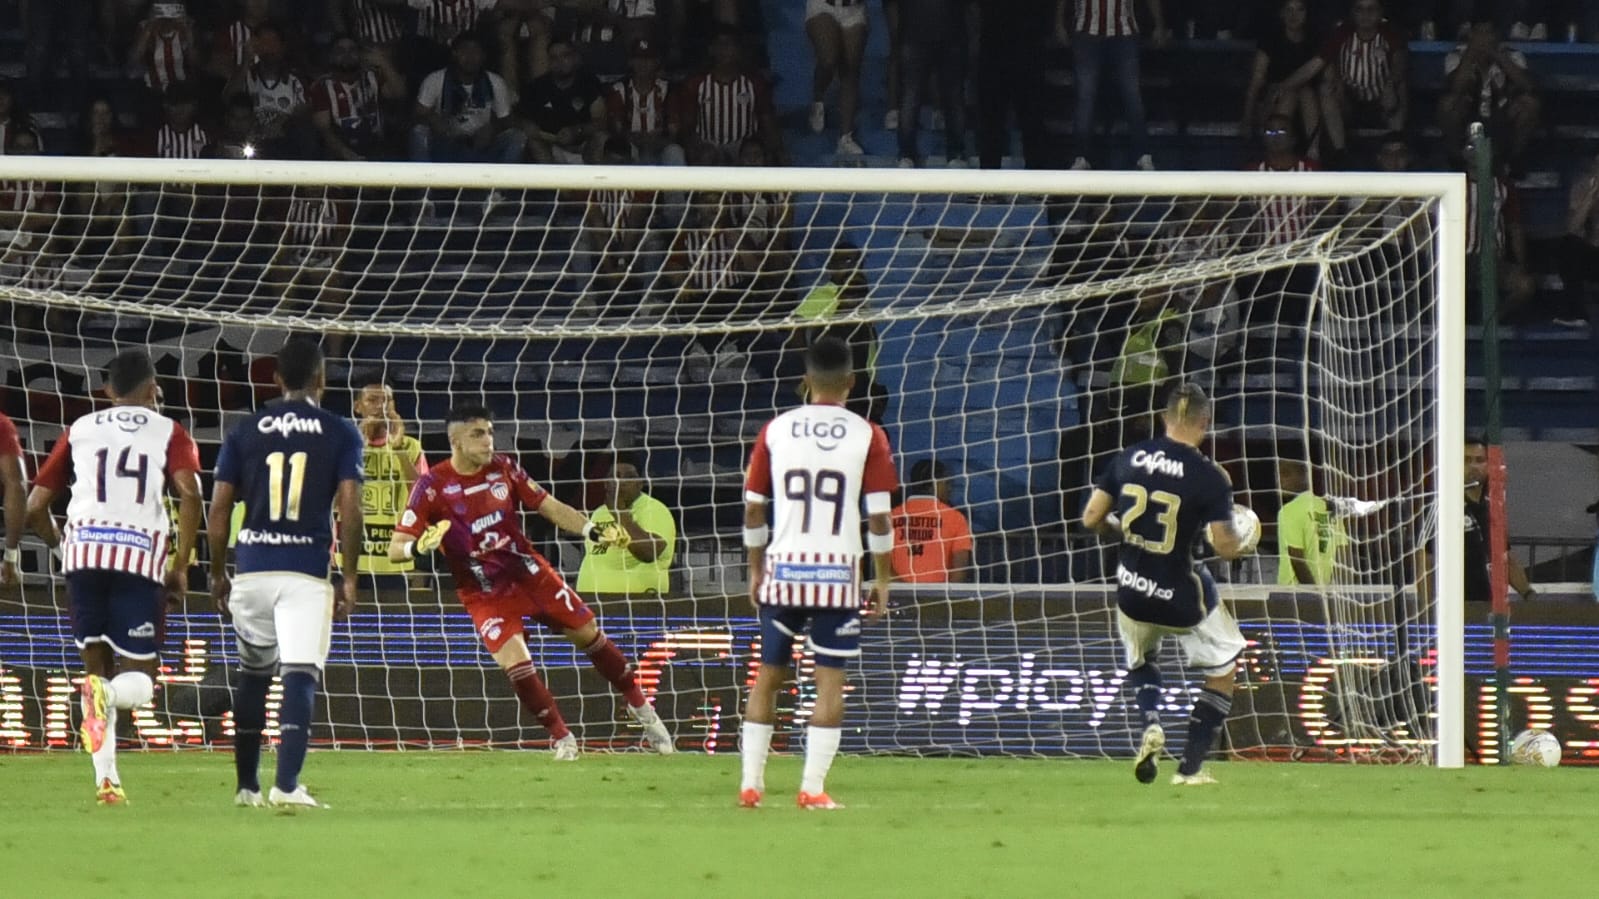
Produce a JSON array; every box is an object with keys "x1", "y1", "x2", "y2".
[
  {"x1": 0, "y1": 179, "x2": 56, "y2": 214},
  {"x1": 1249, "y1": 158, "x2": 1320, "y2": 246},
  {"x1": 246, "y1": 69, "x2": 307, "y2": 137},
  {"x1": 311, "y1": 71, "x2": 383, "y2": 145},
  {"x1": 34, "y1": 406, "x2": 201, "y2": 583},
  {"x1": 1466, "y1": 176, "x2": 1514, "y2": 256},
  {"x1": 143, "y1": 29, "x2": 193, "y2": 92},
  {"x1": 680, "y1": 72, "x2": 771, "y2": 150},
  {"x1": 155, "y1": 123, "x2": 210, "y2": 159},
  {"x1": 215, "y1": 19, "x2": 258, "y2": 70},
  {"x1": 744, "y1": 403, "x2": 897, "y2": 609},
  {"x1": 416, "y1": 0, "x2": 498, "y2": 43},
  {"x1": 286, "y1": 193, "x2": 342, "y2": 248},
  {"x1": 1320, "y1": 23, "x2": 1403, "y2": 102},
  {"x1": 350, "y1": 0, "x2": 406, "y2": 46},
  {"x1": 1074, "y1": 0, "x2": 1139, "y2": 36},
  {"x1": 680, "y1": 224, "x2": 748, "y2": 292},
  {"x1": 607, "y1": 77, "x2": 671, "y2": 139},
  {"x1": 587, "y1": 188, "x2": 653, "y2": 243}
]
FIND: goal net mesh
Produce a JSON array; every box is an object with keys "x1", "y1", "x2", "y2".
[{"x1": 0, "y1": 165, "x2": 1452, "y2": 763}]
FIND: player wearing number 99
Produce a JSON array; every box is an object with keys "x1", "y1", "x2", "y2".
[
  {"x1": 739, "y1": 336, "x2": 898, "y2": 811},
  {"x1": 387, "y1": 404, "x2": 674, "y2": 760},
  {"x1": 26, "y1": 350, "x2": 203, "y2": 806},
  {"x1": 208, "y1": 339, "x2": 364, "y2": 809},
  {"x1": 1081, "y1": 383, "x2": 1257, "y2": 787}
]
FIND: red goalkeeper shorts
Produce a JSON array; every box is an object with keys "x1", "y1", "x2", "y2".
[{"x1": 459, "y1": 568, "x2": 595, "y2": 654}]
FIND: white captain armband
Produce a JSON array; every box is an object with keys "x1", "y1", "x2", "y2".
[
  {"x1": 743, "y1": 525, "x2": 769, "y2": 548},
  {"x1": 868, "y1": 529, "x2": 894, "y2": 555},
  {"x1": 864, "y1": 491, "x2": 892, "y2": 516},
  {"x1": 3, "y1": 547, "x2": 19, "y2": 565}
]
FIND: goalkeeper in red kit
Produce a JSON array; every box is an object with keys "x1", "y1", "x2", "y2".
[{"x1": 388, "y1": 404, "x2": 674, "y2": 759}]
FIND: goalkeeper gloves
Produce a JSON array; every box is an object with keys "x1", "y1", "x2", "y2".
[
  {"x1": 1329, "y1": 497, "x2": 1388, "y2": 519},
  {"x1": 413, "y1": 520, "x2": 452, "y2": 555},
  {"x1": 586, "y1": 521, "x2": 631, "y2": 550}
]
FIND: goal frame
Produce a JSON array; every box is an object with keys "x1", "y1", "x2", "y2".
[{"x1": 0, "y1": 157, "x2": 1467, "y2": 767}]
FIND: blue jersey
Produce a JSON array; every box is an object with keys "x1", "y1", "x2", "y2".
[
  {"x1": 1094, "y1": 436, "x2": 1233, "y2": 628},
  {"x1": 215, "y1": 398, "x2": 364, "y2": 579}
]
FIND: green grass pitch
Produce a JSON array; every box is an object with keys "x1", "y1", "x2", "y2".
[{"x1": 2, "y1": 752, "x2": 1590, "y2": 897}]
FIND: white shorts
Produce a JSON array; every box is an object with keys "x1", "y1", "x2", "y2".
[
  {"x1": 229, "y1": 572, "x2": 335, "y2": 670},
  {"x1": 1118, "y1": 603, "x2": 1247, "y2": 678},
  {"x1": 806, "y1": 0, "x2": 868, "y2": 30}
]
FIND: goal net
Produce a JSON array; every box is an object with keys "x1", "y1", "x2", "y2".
[{"x1": 0, "y1": 158, "x2": 1465, "y2": 766}]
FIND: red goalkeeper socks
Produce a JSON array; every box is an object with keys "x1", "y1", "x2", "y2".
[
  {"x1": 583, "y1": 633, "x2": 646, "y2": 707},
  {"x1": 507, "y1": 661, "x2": 571, "y2": 740}
]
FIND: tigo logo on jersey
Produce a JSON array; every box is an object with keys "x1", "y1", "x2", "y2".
[
  {"x1": 790, "y1": 415, "x2": 850, "y2": 451},
  {"x1": 257, "y1": 412, "x2": 325, "y2": 437},
  {"x1": 93, "y1": 408, "x2": 150, "y2": 433},
  {"x1": 773, "y1": 562, "x2": 854, "y2": 584}
]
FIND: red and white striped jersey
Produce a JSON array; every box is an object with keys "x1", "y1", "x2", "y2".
[
  {"x1": 679, "y1": 72, "x2": 771, "y2": 150},
  {"x1": 155, "y1": 123, "x2": 210, "y2": 159},
  {"x1": 286, "y1": 193, "x2": 343, "y2": 247},
  {"x1": 608, "y1": 77, "x2": 671, "y2": 138},
  {"x1": 350, "y1": 0, "x2": 407, "y2": 46},
  {"x1": 744, "y1": 404, "x2": 897, "y2": 609},
  {"x1": 414, "y1": 0, "x2": 498, "y2": 43},
  {"x1": 143, "y1": 30, "x2": 194, "y2": 92},
  {"x1": 679, "y1": 224, "x2": 748, "y2": 292},
  {"x1": 1466, "y1": 176, "x2": 1516, "y2": 256},
  {"x1": 1320, "y1": 23, "x2": 1403, "y2": 103},
  {"x1": 0, "y1": 179, "x2": 57, "y2": 214},
  {"x1": 215, "y1": 19, "x2": 258, "y2": 70},
  {"x1": 312, "y1": 70, "x2": 382, "y2": 130},
  {"x1": 34, "y1": 406, "x2": 201, "y2": 583},
  {"x1": 1248, "y1": 157, "x2": 1320, "y2": 246},
  {"x1": 1074, "y1": 0, "x2": 1139, "y2": 37}
]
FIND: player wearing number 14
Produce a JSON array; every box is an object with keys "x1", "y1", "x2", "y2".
[
  {"x1": 209, "y1": 339, "x2": 365, "y2": 809},
  {"x1": 1081, "y1": 384, "x2": 1257, "y2": 787},
  {"x1": 26, "y1": 350, "x2": 204, "y2": 805}
]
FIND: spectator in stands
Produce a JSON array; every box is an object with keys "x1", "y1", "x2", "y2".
[
  {"x1": 333, "y1": 0, "x2": 409, "y2": 70},
  {"x1": 894, "y1": 0, "x2": 967, "y2": 168},
  {"x1": 207, "y1": 0, "x2": 275, "y2": 81},
  {"x1": 1556, "y1": 151, "x2": 1599, "y2": 328},
  {"x1": 1439, "y1": 18, "x2": 1539, "y2": 167},
  {"x1": 606, "y1": 39, "x2": 683, "y2": 165},
  {"x1": 891, "y1": 460, "x2": 974, "y2": 584},
  {"x1": 53, "y1": 97, "x2": 135, "y2": 260},
  {"x1": 131, "y1": 3, "x2": 201, "y2": 98},
  {"x1": 1247, "y1": 114, "x2": 1321, "y2": 248},
  {"x1": 1466, "y1": 162, "x2": 1535, "y2": 322},
  {"x1": 1277, "y1": 0, "x2": 1407, "y2": 166},
  {"x1": 1275, "y1": 459, "x2": 1345, "y2": 586},
  {"x1": 975, "y1": 0, "x2": 1052, "y2": 170},
  {"x1": 1462, "y1": 435, "x2": 1537, "y2": 602},
  {"x1": 517, "y1": 37, "x2": 606, "y2": 164},
  {"x1": 205, "y1": 94, "x2": 266, "y2": 158},
  {"x1": 410, "y1": 33, "x2": 526, "y2": 164},
  {"x1": 673, "y1": 25, "x2": 779, "y2": 165},
  {"x1": 0, "y1": 82, "x2": 42, "y2": 156},
  {"x1": 786, "y1": 240, "x2": 887, "y2": 421},
  {"x1": 580, "y1": 136, "x2": 660, "y2": 302},
  {"x1": 576, "y1": 461, "x2": 676, "y2": 597},
  {"x1": 1108, "y1": 287, "x2": 1181, "y2": 421},
  {"x1": 261, "y1": 185, "x2": 353, "y2": 344},
  {"x1": 311, "y1": 34, "x2": 407, "y2": 161},
  {"x1": 804, "y1": 0, "x2": 869, "y2": 157},
  {"x1": 1060, "y1": 0, "x2": 1169, "y2": 171},
  {"x1": 406, "y1": 0, "x2": 502, "y2": 89},
  {"x1": 144, "y1": 84, "x2": 211, "y2": 158},
  {"x1": 353, "y1": 374, "x2": 430, "y2": 586},
  {"x1": 1242, "y1": 0, "x2": 1322, "y2": 152},
  {"x1": 0, "y1": 130, "x2": 61, "y2": 268},
  {"x1": 223, "y1": 24, "x2": 315, "y2": 159}
]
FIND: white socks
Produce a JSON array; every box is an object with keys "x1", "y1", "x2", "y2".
[
  {"x1": 92, "y1": 706, "x2": 119, "y2": 784},
  {"x1": 801, "y1": 726, "x2": 841, "y2": 796},
  {"x1": 108, "y1": 671, "x2": 154, "y2": 709},
  {"x1": 740, "y1": 722, "x2": 774, "y2": 792}
]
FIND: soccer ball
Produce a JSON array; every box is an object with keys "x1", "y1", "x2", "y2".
[
  {"x1": 1230, "y1": 504, "x2": 1261, "y2": 552},
  {"x1": 1510, "y1": 729, "x2": 1561, "y2": 767}
]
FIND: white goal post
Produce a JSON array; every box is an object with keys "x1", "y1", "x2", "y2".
[{"x1": 0, "y1": 157, "x2": 1466, "y2": 767}]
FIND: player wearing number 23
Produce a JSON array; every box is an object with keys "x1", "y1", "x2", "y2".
[
  {"x1": 1082, "y1": 384, "x2": 1256, "y2": 787},
  {"x1": 209, "y1": 339, "x2": 364, "y2": 809}
]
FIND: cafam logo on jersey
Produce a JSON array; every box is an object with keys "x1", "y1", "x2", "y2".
[
  {"x1": 258, "y1": 411, "x2": 324, "y2": 437},
  {"x1": 94, "y1": 408, "x2": 149, "y2": 433},
  {"x1": 1130, "y1": 450, "x2": 1185, "y2": 478},
  {"x1": 791, "y1": 415, "x2": 850, "y2": 452}
]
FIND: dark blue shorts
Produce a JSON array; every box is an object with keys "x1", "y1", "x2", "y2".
[
  {"x1": 759, "y1": 606, "x2": 862, "y2": 670},
  {"x1": 67, "y1": 569, "x2": 163, "y2": 660}
]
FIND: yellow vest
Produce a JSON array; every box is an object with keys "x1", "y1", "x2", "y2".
[
  {"x1": 576, "y1": 495, "x2": 676, "y2": 595},
  {"x1": 1276, "y1": 492, "x2": 1347, "y2": 585},
  {"x1": 359, "y1": 434, "x2": 426, "y2": 574},
  {"x1": 1111, "y1": 311, "x2": 1176, "y2": 386}
]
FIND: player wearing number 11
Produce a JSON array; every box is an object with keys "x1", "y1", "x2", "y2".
[
  {"x1": 209, "y1": 339, "x2": 365, "y2": 809},
  {"x1": 1081, "y1": 384, "x2": 1256, "y2": 787}
]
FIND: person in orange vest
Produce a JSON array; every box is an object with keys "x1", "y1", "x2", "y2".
[{"x1": 890, "y1": 459, "x2": 973, "y2": 583}]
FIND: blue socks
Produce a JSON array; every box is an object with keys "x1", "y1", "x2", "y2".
[
  {"x1": 233, "y1": 671, "x2": 272, "y2": 793},
  {"x1": 275, "y1": 668, "x2": 319, "y2": 793},
  {"x1": 1127, "y1": 663, "x2": 1163, "y2": 728},
  {"x1": 1179, "y1": 688, "x2": 1232, "y2": 776}
]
